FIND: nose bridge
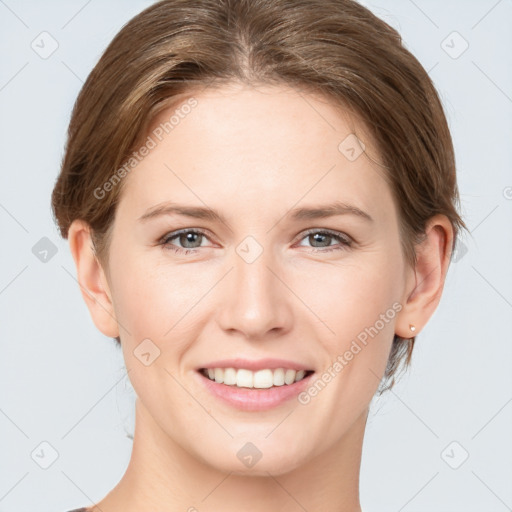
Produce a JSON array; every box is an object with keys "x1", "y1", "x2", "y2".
[{"x1": 217, "y1": 234, "x2": 292, "y2": 338}]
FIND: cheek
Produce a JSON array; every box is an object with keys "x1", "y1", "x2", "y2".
[
  {"x1": 292, "y1": 252, "x2": 401, "y2": 402},
  {"x1": 295, "y1": 261, "x2": 399, "y2": 422},
  {"x1": 109, "y1": 251, "x2": 211, "y2": 349},
  {"x1": 293, "y1": 251, "x2": 402, "y2": 341}
]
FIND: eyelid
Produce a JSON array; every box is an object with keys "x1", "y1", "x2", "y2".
[
  {"x1": 159, "y1": 227, "x2": 214, "y2": 245},
  {"x1": 159, "y1": 226, "x2": 354, "y2": 254},
  {"x1": 159, "y1": 227, "x2": 352, "y2": 244},
  {"x1": 293, "y1": 227, "x2": 353, "y2": 245}
]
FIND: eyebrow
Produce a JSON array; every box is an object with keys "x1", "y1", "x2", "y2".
[{"x1": 137, "y1": 200, "x2": 373, "y2": 225}]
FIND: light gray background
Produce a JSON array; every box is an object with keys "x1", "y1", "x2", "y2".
[{"x1": 1, "y1": 0, "x2": 511, "y2": 511}]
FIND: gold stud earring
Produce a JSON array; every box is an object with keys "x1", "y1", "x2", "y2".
[{"x1": 409, "y1": 324, "x2": 416, "y2": 332}]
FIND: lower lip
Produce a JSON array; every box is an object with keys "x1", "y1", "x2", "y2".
[{"x1": 196, "y1": 371, "x2": 314, "y2": 412}]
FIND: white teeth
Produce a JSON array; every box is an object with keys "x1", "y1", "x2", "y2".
[
  {"x1": 236, "y1": 369, "x2": 253, "y2": 388},
  {"x1": 273, "y1": 368, "x2": 285, "y2": 386},
  {"x1": 202, "y1": 367, "x2": 310, "y2": 388},
  {"x1": 295, "y1": 370, "x2": 306, "y2": 382},
  {"x1": 284, "y1": 369, "x2": 296, "y2": 385},
  {"x1": 253, "y1": 369, "x2": 274, "y2": 389},
  {"x1": 223, "y1": 367, "x2": 237, "y2": 385}
]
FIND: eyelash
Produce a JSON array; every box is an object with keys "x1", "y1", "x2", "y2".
[{"x1": 159, "y1": 228, "x2": 353, "y2": 255}]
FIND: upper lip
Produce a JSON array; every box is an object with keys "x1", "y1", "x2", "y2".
[{"x1": 197, "y1": 358, "x2": 314, "y2": 372}]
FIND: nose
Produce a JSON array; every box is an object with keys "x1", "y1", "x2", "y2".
[{"x1": 216, "y1": 240, "x2": 294, "y2": 341}]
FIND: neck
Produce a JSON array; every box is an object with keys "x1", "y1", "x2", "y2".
[{"x1": 93, "y1": 399, "x2": 367, "y2": 512}]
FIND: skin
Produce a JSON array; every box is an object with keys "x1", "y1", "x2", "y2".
[{"x1": 68, "y1": 82, "x2": 453, "y2": 512}]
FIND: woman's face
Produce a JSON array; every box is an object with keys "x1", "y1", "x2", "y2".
[{"x1": 104, "y1": 82, "x2": 412, "y2": 475}]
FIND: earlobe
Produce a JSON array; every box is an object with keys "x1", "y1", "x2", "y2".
[
  {"x1": 67, "y1": 219, "x2": 120, "y2": 338},
  {"x1": 395, "y1": 215, "x2": 454, "y2": 339}
]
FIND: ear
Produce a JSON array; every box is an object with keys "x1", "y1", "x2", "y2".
[
  {"x1": 67, "y1": 219, "x2": 120, "y2": 338},
  {"x1": 395, "y1": 214, "x2": 454, "y2": 338}
]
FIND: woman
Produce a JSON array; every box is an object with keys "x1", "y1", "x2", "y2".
[{"x1": 52, "y1": 0, "x2": 466, "y2": 510}]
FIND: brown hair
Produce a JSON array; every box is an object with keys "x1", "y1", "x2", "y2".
[{"x1": 51, "y1": 0, "x2": 467, "y2": 394}]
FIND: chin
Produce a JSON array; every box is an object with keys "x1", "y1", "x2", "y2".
[{"x1": 198, "y1": 436, "x2": 310, "y2": 477}]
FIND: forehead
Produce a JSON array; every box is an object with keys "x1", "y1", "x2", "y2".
[{"x1": 118, "y1": 82, "x2": 395, "y2": 226}]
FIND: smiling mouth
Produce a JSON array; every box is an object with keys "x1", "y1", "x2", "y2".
[{"x1": 199, "y1": 367, "x2": 314, "y2": 389}]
